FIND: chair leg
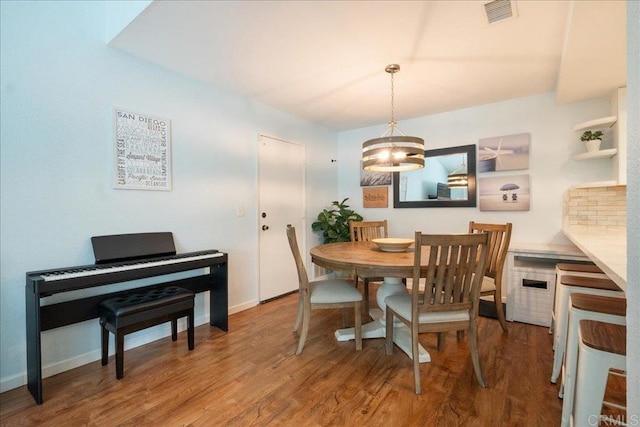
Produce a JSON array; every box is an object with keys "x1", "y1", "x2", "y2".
[
  {"x1": 494, "y1": 290, "x2": 508, "y2": 332},
  {"x1": 469, "y1": 321, "x2": 487, "y2": 387},
  {"x1": 187, "y1": 309, "x2": 194, "y2": 351},
  {"x1": 363, "y1": 278, "x2": 370, "y2": 315},
  {"x1": 293, "y1": 292, "x2": 303, "y2": 332},
  {"x1": 385, "y1": 306, "x2": 394, "y2": 355},
  {"x1": 437, "y1": 332, "x2": 445, "y2": 351},
  {"x1": 354, "y1": 301, "x2": 362, "y2": 351},
  {"x1": 412, "y1": 324, "x2": 421, "y2": 394},
  {"x1": 295, "y1": 304, "x2": 311, "y2": 355}
]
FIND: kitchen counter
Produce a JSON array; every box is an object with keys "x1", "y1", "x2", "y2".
[
  {"x1": 508, "y1": 242, "x2": 587, "y2": 258},
  {"x1": 562, "y1": 225, "x2": 627, "y2": 292}
]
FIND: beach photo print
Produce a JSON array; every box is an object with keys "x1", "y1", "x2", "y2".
[
  {"x1": 478, "y1": 133, "x2": 530, "y2": 172},
  {"x1": 479, "y1": 174, "x2": 530, "y2": 211}
]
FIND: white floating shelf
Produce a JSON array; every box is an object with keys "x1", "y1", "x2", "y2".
[
  {"x1": 573, "y1": 116, "x2": 617, "y2": 132},
  {"x1": 572, "y1": 148, "x2": 618, "y2": 161}
]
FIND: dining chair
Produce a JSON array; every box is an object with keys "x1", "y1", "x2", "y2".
[
  {"x1": 468, "y1": 221, "x2": 512, "y2": 332},
  {"x1": 385, "y1": 231, "x2": 489, "y2": 394},
  {"x1": 349, "y1": 220, "x2": 388, "y2": 313},
  {"x1": 286, "y1": 225, "x2": 362, "y2": 354}
]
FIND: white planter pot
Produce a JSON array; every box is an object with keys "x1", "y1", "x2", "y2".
[{"x1": 585, "y1": 139, "x2": 602, "y2": 153}]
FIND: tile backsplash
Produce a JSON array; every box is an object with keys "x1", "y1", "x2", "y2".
[{"x1": 563, "y1": 185, "x2": 627, "y2": 226}]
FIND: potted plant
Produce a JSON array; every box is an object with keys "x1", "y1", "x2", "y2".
[
  {"x1": 311, "y1": 198, "x2": 363, "y2": 244},
  {"x1": 580, "y1": 130, "x2": 603, "y2": 153}
]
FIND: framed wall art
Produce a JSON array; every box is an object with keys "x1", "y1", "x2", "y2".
[
  {"x1": 363, "y1": 186, "x2": 388, "y2": 208},
  {"x1": 114, "y1": 108, "x2": 172, "y2": 191},
  {"x1": 479, "y1": 174, "x2": 530, "y2": 211},
  {"x1": 478, "y1": 133, "x2": 530, "y2": 172},
  {"x1": 360, "y1": 161, "x2": 392, "y2": 186}
]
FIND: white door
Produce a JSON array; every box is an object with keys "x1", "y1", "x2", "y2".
[{"x1": 258, "y1": 135, "x2": 305, "y2": 302}]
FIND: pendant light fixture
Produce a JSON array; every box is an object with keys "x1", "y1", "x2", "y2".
[
  {"x1": 447, "y1": 154, "x2": 468, "y2": 188},
  {"x1": 447, "y1": 173, "x2": 469, "y2": 188},
  {"x1": 362, "y1": 64, "x2": 425, "y2": 172}
]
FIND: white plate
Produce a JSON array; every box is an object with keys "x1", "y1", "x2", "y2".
[{"x1": 372, "y1": 238, "x2": 414, "y2": 252}]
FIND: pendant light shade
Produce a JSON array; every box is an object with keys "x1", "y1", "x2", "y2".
[
  {"x1": 447, "y1": 173, "x2": 469, "y2": 188},
  {"x1": 447, "y1": 154, "x2": 468, "y2": 188},
  {"x1": 362, "y1": 65, "x2": 424, "y2": 172},
  {"x1": 362, "y1": 136, "x2": 425, "y2": 172}
]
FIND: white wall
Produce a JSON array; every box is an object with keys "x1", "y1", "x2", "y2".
[
  {"x1": 337, "y1": 93, "x2": 612, "y2": 245},
  {"x1": 0, "y1": 1, "x2": 337, "y2": 392},
  {"x1": 625, "y1": 0, "x2": 639, "y2": 419}
]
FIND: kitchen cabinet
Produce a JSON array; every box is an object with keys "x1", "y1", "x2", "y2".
[{"x1": 505, "y1": 243, "x2": 591, "y2": 327}]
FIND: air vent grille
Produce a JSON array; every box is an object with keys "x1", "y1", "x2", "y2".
[{"x1": 484, "y1": 0, "x2": 515, "y2": 24}]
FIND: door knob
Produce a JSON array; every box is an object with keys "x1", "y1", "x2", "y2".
[{"x1": 262, "y1": 225, "x2": 269, "y2": 231}]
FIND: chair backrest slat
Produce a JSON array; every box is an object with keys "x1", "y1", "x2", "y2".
[
  {"x1": 349, "y1": 220, "x2": 388, "y2": 242},
  {"x1": 413, "y1": 232, "x2": 489, "y2": 316}
]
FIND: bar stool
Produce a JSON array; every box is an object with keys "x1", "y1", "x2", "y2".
[
  {"x1": 560, "y1": 293, "x2": 626, "y2": 427},
  {"x1": 551, "y1": 263, "x2": 605, "y2": 338},
  {"x1": 573, "y1": 320, "x2": 626, "y2": 427},
  {"x1": 550, "y1": 274, "x2": 623, "y2": 383}
]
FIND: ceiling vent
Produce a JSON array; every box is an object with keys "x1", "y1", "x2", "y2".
[{"x1": 484, "y1": 0, "x2": 518, "y2": 24}]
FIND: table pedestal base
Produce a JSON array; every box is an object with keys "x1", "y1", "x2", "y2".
[{"x1": 334, "y1": 308, "x2": 431, "y2": 363}]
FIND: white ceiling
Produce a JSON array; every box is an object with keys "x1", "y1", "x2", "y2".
[{"x1": 108, "y1": 0, "x2": 627, "y2": 131}]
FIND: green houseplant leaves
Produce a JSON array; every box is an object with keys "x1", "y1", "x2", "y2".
[
  {"x1": 580, "y1": 130, "x2": 604, "y2": 141},
  {"x1": 311, "y1": 198, "x2": 363, "y2": 244}
]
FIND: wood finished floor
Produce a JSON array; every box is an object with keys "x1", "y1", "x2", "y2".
[{"x1": 0, "y1": 287, "x2": 622, "y2": 426}]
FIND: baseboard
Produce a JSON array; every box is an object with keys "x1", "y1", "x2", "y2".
[
  {"x1": 0, "y1": 372, "x2": 26, "y2": 394},
  {"x1": 229, "y1": 299, "x2": 258, "y2": 314}
]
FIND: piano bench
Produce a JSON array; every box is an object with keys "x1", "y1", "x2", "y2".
[{"x1": 98, "y1": 286, "x2": 195, "y2": 379}]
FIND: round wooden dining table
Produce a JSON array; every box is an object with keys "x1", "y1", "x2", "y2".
[{"x1": 310, "y1": 241, "x2": 431, "y2": 363}]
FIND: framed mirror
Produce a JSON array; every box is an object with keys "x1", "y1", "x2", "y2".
[{"x1": 393, "y1": 144, "x2": 477, "y2": 208}]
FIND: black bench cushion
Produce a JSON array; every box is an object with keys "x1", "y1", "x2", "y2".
[{"x1": 99, "y1": 286, "x2": 194, "y2": 319}]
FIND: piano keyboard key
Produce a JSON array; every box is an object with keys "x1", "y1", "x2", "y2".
[{"x1": 41, "y1": 252, "x2": 223, "y2": 281}]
